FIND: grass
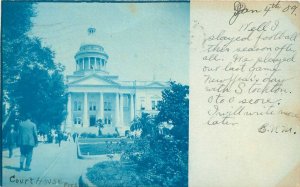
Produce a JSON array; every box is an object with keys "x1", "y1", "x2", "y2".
[
  {"x1": 79, "y1": 143, "x2": 122, "y2": 155},
  {"x1": 86, "y1": 161, "x2": 159, "y2": 187},
  {"x1": 78, "y1": 138, "x2": 133, "y2": 155},
  {"x1": 78, "y1": 137, "x2": 126, "y2": 144}
]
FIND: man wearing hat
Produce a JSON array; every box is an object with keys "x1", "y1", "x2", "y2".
[{"x1": 18, "y1": 114, "x2": 38, "y2": 171}]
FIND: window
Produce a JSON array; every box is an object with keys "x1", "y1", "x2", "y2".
[
  {"x1": 74, "y1": 117, "x2": 82, "y2": 125},
  {"x1": 104, "y1": 116, "x2": 112, "y2": 125},
  {"x1": 74, "y1": 101, "x2": 77, "y2": 111},
  {"x1": 104, "y1": 101, "x2": 112, "y2": 111},
  {"x1": 151, "y1": 100, "x2": 156, "y2": 110},
  {"x1": 140, "y1": 99, "x2": 145, "y2": 110},
  {"x1": 74, "y1": 101, "x2": 82, "y2": 111},
  {"x1": 89, "y1": 102, "x2": 96, "y2": 111},
  {"x1": 78, "y1": 102, "x2": 81, "y2": 111}
]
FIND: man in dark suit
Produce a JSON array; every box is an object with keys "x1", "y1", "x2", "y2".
[{"x1": 18, "y1": 115, "x2": 38, "y2": 171}]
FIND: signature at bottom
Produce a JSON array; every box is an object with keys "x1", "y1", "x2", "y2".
[{"x1": 258, "y1": 123, "x2": 296, "y2": 134}]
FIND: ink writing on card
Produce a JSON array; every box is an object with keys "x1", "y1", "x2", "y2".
[
  {"x1": 190, "y1": 1, "x2": 300, "y2": 187},
  {"x1": 201, "y1": 1, "x2": 299, "y2": 134}
]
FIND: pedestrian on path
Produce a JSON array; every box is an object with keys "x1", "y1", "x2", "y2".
[
  {"x1": 72, "y1": 132, "x2": 78, "y2": 143},
  {"x1": 6, "y1": 124, "x2": 17, "y2": 158},
  {"x1": 18, "y1": 114, "x2": 38, "y2": 171},
  {"x1": 67, "y1": 132, "x2": 72, "y2": 142},
  {"x1": 57, "y1": 131, "x2": 63, "y2": 147}
]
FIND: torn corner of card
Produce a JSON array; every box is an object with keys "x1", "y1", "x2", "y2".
[{"x1": 190, "y1": 1, "x2": 300, "y2": 187}]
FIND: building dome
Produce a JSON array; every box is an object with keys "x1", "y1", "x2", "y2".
[{"x1": 74, "y1": 28, "x2": 109, "y2": 72}]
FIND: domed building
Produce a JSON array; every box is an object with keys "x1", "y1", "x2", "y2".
[{"x1": 65, "y1": 28, "x2": 169, "y2": 135}]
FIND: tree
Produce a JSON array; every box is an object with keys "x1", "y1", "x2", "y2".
[
  {"x1": 2, "y1": 3, "x2": 36, "y2": 98},
  {"x1": 2, "y1": 2, "x2": 67, "y2": 130},
  {"x1": 156, "y1": 81, "x2": 189, "y2": 140},
  {"x1": 12, "y1": 55, "x2": 67, "y2": 129},
  {"x1": 126, "y1": 82, "x2": 189, "y2": 187},
  {"x1": 2, "y1": 2, "x2": 36, "y2": 125},
  {"x1": 2, "y1": 2, "x2": 35, "y2": 40},
  {"x1": 130, "y1": 113, "x2": 157, "y2": 138}
]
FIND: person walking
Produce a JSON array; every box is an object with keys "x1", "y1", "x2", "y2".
[
  {"x1": 72, "y1": 132, "x2": 78, "y2": 143},
  {"x1": 57, "y1": 131, "x2": 63, "y2": 147},
  {"x1": 6, "y1": 124, "x2": 17, "y2": 158},
  {"x1": 18, "y1": 115, "x2": 38, "y2": 171}
]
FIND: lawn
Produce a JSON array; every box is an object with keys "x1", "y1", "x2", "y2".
[
  {"x1": 78, "y1": 137, "x2": 125, "y2": 144},
  {"x1": 79, "y1": 143, "x2": 121, "y2": 155},
  {"x1": 78, "y1": 138, "x2": 133, "y2": 155},
  {"x1": 86, "y1": 161, "x2": 160, "y2": 187}
]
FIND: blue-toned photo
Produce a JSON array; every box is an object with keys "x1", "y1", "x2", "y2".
[{"x1": 2, "y1": 2, "x2": 189, "y2": 187}]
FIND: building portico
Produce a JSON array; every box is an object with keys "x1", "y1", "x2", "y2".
[
  {"x1": 66, "y1": 91, "x2": 135, "y2": 128},
  {"x1": 65, "y1": 28, "x2": 168, "y2": 135}
]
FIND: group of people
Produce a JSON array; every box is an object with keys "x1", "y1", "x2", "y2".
[
  {"x1": 4, "y1": 114, "x2": 79, "y2": 171},
  {"x1": 50, "y1": 130, "x2": 79, "y2": 146},
  {"x1": 37, "y1": 133, "x2": 48, "y2": 143}
]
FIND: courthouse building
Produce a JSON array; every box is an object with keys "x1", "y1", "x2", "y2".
[{"x1": 65, "y1": 28, "x2": 169, "y2": 135}]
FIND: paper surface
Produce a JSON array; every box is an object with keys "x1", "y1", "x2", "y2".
[
  {"x1": 190, "y1": 1, "x2": 300, "y2": 187},
  {"x1": 2, "y1": 1, "x2": 300, "y2": 187}
]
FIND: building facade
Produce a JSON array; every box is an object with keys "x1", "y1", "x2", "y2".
[{"x1": 65, "y1": 28, "x2": 169, "y2": 135}]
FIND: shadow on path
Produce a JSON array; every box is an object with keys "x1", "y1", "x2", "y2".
[{"x1": 4, "y1": 166, "x2": 20, "y2": 172}]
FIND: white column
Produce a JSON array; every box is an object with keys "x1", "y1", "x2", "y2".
[
  {"x1": 115, "y1": 93, "x2": 120, "y2": 127},
  {"x1": 120, "y1": 94, "x2": 124, "y2": 126},
  {"x1": 130, "y1": 94, "x2": 134, "y2": 121},
  {"x1": 88, "y1": 58, "x2": 91, "y2": 70},
  {"x1": 99, "y1": 93, "x2": 104, "y2": 120},
  {"x1": 83, "y1": 92, "x2": 89, "y2": 127},
  {"x1": 66, "y1": 93, "x2": 72, "y2": 126}
]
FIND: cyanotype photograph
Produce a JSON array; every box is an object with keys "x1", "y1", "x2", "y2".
[{"x1": 2, "y1": 1, "x2": 189, "y2": 187}]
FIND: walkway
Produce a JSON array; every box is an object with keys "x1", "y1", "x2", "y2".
[{"x1": 2, "y1": 141, "x2": 108, "y2": 187}]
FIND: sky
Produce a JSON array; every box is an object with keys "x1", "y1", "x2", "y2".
[{"x1": 30, "y1": 3, "x2": 189, "y2": 84}]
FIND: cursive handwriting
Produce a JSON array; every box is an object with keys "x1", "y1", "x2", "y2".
[
  {"x1": 201, "y1": 1, "x2": 299, "y2": 132},
  {"x1": 229, "y1": 1, "x2": 299, "y2": 25},
  {"x1": 258, "y1": 123, "x2": 297, "y2": 134},
  {"x1": 229, "y1": 1, "x2": 261, "y2": 25}
]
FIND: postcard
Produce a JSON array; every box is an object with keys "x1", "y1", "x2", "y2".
[
  {"x1": 1, "y1": 1, "x2": 299, "y2": 187},
  {"x1": 190, "y1": 1, "x2": 300, "y2": 187},
  {"x1": 2, "y1": 1, "x2": 189, "y2": 187}
]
